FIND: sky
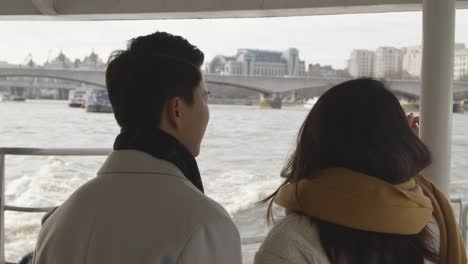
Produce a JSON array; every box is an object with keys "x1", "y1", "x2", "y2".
[{"x1": 1, "y1": 10, "x2": 468, "y2": 69}]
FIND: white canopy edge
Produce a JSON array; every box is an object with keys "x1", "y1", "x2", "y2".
[
  {"x1": 31, "y1": 0, "x2": 58, "y2": 16},
  {"x1": 1, "y1": 0, "x2": 468, "y2": 20}
]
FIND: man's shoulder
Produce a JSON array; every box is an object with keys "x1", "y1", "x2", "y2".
[
  {"x1": 56, "y1": 150, "x2": 237, "y2": 229},
  {"x1": 194, "y1": 193, "x2": 235, "y2": 225},
  {"x1": 160, "y1": 181, "x2": 235, "y2": 228}
]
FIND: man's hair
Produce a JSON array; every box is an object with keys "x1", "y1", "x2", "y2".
[{"x1": 106, "y1": 32, "x2": 204, "y2": 128}]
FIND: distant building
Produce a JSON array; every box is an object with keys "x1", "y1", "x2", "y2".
[
  {"x1": 22, "y1": 53, "x2": 37, "y2": 68},
  {"x1": 206, "y1": 48, "x2": 305, "y2": 77},
  {"x1": 347, "y1": 50, "x2": 374, "y2": 77},
  {"x1": 403, "y1": 46, "x2": 422, "y2": 78},
  {"x1": 0, "y1": 61, "x2": 16, "y2": 68},
  {"x1": 307, "y1": 63, "x2": 337, "y2": 77},
  {"x1": 77, "y1": 51, "x2": 106, "y2": 70},
  {"x1": 208, "y1": 55, "x2": 237, "y2": 75},
  {"x1": 43, "y1": 51, "x2": 106, "y2": 70},
  {"x1": 403, "y1": 43, "x2": 466, "y2": 79},
  {"x1": 455, "y1": 43, "x2": 467, "y2": 50},
  {"x1": 454, "y1": 48, "x2": 468, "y2": 81},
  {"x1": 45, "y1": 52, "x2": 74, "y2": 69},
  {"x1": 348, "y1": 47, "x2": 404, "y2": 78},
  {"x1": 373, "y1": 47, "x2": 403, "y2": 78}
]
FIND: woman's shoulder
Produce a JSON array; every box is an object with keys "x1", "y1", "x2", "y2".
[
  {"x1": 267, "y1": 213, "x2": 319, "y2": 238},
  {"x1": 255, "y1": 214, "x2": 440, "y2": 264},
  {"x1": 255, "y1": 213, "x2": 330, "y2": 264}
]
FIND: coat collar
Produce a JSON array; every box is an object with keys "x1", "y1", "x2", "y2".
[{"x1": 97, "y1": 150, "x2": 186, "y2": 181}]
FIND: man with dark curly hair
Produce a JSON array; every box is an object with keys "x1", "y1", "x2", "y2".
[{"x1": 32, "y1": 32, "x2": 242, "y2": 264}]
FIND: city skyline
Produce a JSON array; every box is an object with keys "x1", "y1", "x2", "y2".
[
  {"x1": 1, "y1": 10, "x2": 468, "y2": 69},
  {"x1": 5, "y1": 42, "x2": 468, "y2": 80}
]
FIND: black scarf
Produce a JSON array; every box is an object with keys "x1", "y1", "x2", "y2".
[{"x1": 113, "y1": 127, "x2": 204, "y2": 193}]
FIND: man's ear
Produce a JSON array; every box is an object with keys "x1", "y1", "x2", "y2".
[{"x1": 164, "y1": 96, "x2": 181, "y2": 129}]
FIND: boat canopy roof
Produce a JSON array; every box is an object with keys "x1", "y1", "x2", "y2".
[{"x1": 1, "y1": 0, "x2": 468, "y2": 20}]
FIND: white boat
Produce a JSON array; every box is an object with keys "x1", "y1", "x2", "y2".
[
  {"x1": 68, "y1": 90, "x2": 86, "y2": 107},
  {"x1": 304, "y1": 97, "x2": 319, "y2": 109}
]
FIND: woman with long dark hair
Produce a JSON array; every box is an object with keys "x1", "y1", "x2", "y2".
[{"x1": 255, "y1": 78, "x2": 466, "y2": 264}]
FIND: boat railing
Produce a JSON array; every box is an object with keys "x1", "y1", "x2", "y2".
[{"x1": 0, "y1": 147, "x2": 467, "y2": 263}]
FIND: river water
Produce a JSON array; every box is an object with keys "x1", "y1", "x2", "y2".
[{"x1": 0, "y1": 100, "x2": 467, "y2": 262}]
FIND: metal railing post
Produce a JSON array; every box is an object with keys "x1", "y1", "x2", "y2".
[
  {"x1": 461, "y1": 203, "x2": 468, "y2": 242},
  {"x1": 0, "y1": 148, "x2": 111, "y2": 263},
  {"x1": 0, "y1": 154, "x2": 5, "y2": 264},
  {"x1": 0, "y1": 146, "x2": 464, "y2": 262}
]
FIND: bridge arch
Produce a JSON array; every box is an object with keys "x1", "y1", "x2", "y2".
[
  {"x1": 390, "y1": 90, "x2": 419, "y2": 101},
  {"x1": 205, "y1": 80, "x2": 272, "y2": 95},
  {"x1": 278, "y1": 84, "x2": 421, "y2": 101},
  {"x1": 0, "y1": 74, "x2": 106, "y2": 89}
]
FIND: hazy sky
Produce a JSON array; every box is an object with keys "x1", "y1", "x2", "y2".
[{"x1": 1, "y1": 10, "x2": 468, "y2": 69}]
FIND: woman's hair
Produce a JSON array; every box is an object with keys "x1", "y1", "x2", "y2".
[{"x1": 264, "y1": 78, "x2": 438, "y2": 263}]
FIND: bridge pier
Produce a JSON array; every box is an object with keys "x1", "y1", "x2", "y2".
[
  {"x1": 286, "y1": 90, "x2": 300, "y2": 105},
  {"x1": 57, "y1": 88, "x2": 69, "y2": 100},
  {"x1": 453, "y1": 100, "x2": 465, "y2": 113},
  {"x1": 400, "y1": 100, "x2": 465, "y2": 113},
  {"x1": 259, "y1": 93, "x2": 282, "y2": 109}
]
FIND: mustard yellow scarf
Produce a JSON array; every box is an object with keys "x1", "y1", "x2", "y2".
[
  {"x1": 415, "y1": 174, "x2": 467, "y2": 264},
  {"x1": 274, "y1": 168, "x2": 466, "y2": 264}
]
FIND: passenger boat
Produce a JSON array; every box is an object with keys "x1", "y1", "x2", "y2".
[
  {"x1": 304, "y1": 97, "x2": 319, "y2": 109},
  {"x1": 68, "y1": 90, "x2": 86, "y2": 108},
  {"x1": 84, "y1": 89, "x2": 113, "y2": 113}
]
